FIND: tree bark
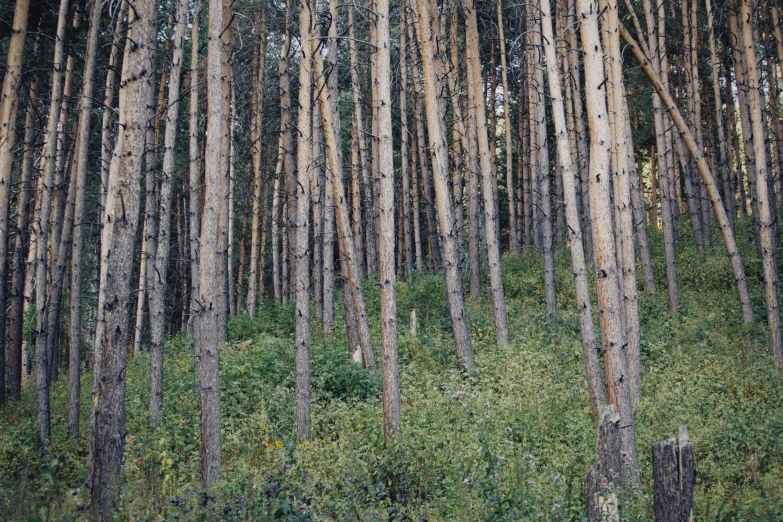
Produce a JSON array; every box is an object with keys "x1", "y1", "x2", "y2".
[
  {"x1": 188, "y1": 0, "x2": 203, "y2": 393},
  {"x1": 148, "y1": 0, "x2": 189, "y2": 429},
  {"x1": 9, "y1": 77, "x2": 38, "y2": 400},
  {"x1": 737, "y1": 0, "x2": 781, "y2": 365},
  {"x1": 620, "y1": 21, "x2": 755, "y2": 326},
  {"x1": 88, "y1": 0, "x2": 157, "y2": 513},
  {"x1": 464, "y1": 0, "x2": 509, "y2": 345},
  {"x1": 576, "y1": 0, "x2": 640, "y2": 481},
  {"x1": 540, "y1": 0, "x2": 606, "y2": 419},
  {"x1": 34, "y1": 0, "x2": 70, "y2": 445},
  {"x1": 413, "y1": 0, "x2": 473, "y2": 372},
  {"x1": 197, "y1": 0, "x2": 228, "y2": 489}
]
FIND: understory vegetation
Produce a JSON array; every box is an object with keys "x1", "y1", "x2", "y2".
[{"x1": 1, "y1": 223, "x2": 782, "y2": 521}]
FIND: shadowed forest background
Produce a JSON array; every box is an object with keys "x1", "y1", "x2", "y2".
[{"x1": 0, "y1": 0, "x2": 781, "y2": 519}]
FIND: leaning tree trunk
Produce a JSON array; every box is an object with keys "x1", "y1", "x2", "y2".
[
  {"x1": 464, "y1": 0, "x2": 510, "y2": 346},
  {"x1": 620, "y1": 22, "x2": 755, "y2": 326},
  {"x1": 540, "y1": 0, "x2": 606, "y2": 420},
  {"x1": 576, "y1": 0, "x2": 640, "y2": 482},
  {"x1": 314, "y1": 48, "x2": 377, "y2": 374},
  {"x1": 149, "y1": 0, "x2": 189, "y2": 429},
  {"x1": 87, "y1": 0, "x2": 157, "y2": 514}
]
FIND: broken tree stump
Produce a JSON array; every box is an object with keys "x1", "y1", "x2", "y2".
[
  {"x1": 653, "y1": 426, "x2": 695, "y2": 521},
  {"x1": 588, "y1": 406, "x2": 621, "y2": 522}
]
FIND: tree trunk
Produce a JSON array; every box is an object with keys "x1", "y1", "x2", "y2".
[
  {"x1": 9, "y1": 77, "x2": 38, "y2": 400},
  {"x1": 620, "y1": 21, "x2": 755, "y2": 325},
  {"x1": 247, "y1": 5, "x2": 267, "y2": 318},
  {"x1": 464, "y1": 0, "x2": 510, "y2": 345},
  {"x1": 315, "y1": 48, "x2": 377, "y2": 374},
  {"x1": 148, "y1": 0, "x2": 188, "y2": 429},
  {"x1": 400, "y1": 11, "x2": 414, "y2": 285},
  {"x1": 600, "y1": 0, "x2": 643, "y2": 406},
  {"x1": 88, "y1": 0, "x2": 157, "y2": 513},
  {"x1": 294, "y1": 0, "x2": 313, "y2": 441},
  {"x1": 197, "y1": 0, "x2": 228, "y2": 490},
  {"x1": 540, "y1": 0, "x2": 606, "y2": 419},
  {"x1": 576, "y1": 0, "x2": 640, "y2": 481},
  {"x1": 188, "y1": 0, "x2": 203, "y2": 394},
  {"x1": 374, "y1": 0, "x2": 401, "y2": 444},
  {"x1": 0, "y1": 0, "x2": 31, "y2": 397},
  {"x1": 413, "y1": 0, "x2": 473, "y2": 372},
  {"x1": 642, "y1": 0, "x2": 679, "y2": 314},
  {"x1": 497, "y1": 0, "x2": 518, "y2": 254},
  {"x1": 737, "y1": 0, "x2": 782, "y2": 365},
  {"x1": 35, "y1": 0, "x2": 70, "y2": 445},
  {"x1": 61, "y1": 0, "x2": 104, "y2": 437}
]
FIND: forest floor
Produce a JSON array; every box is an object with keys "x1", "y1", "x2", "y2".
[{"x1": 1, "y1": 221, "x2": 782, "y2": 521}]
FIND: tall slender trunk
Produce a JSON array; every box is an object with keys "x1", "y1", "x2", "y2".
[
  {"x1": 600, "y1": 0, "x2": 642, "y2": 406},
  {"x1": 413, "y1": 0, "x2": 473, "y2": 372},
  {"x1": 374, "y1": 0, "x2": 400, "y2": 444},
  {"x1": 540, "y1": 0, "x2": 606, "y2": 419},
  {"x1": 642, "y1": 0, "x2": 679, "y2": 313},
  {"x1": 576, "y1": 0, "x2": 640, "y2": 481},
  {"x1": 100, "y1": 1, "x2": 127, "y2": 221},
  {"x1": 56, "y1": 0, "x2": 103, "y2": 436},
  {"x1": 188, "y1": 0, "x2": 203, "y2": 394},
  {"x1": 497, "y1": 0, "x2": 517, "y2": 253},
  {"x1": 35, "y1": 0, "x2": 70, "y2": 445},
  {"x1": 294, "y1": 0, "x2": 313, "y2": 441},
  {"x1": 196, "y1": 0, "x2": 228, "y2": 489},
  {"x1": 247, "y1": 5, "x2": 267, "y2": 317},
  {"x1": 0, "y1": 0, "x2": 31, "y2": 400},
  {"x1": 9, "y1": 78, "x2": 38, "y2": 400},
  {"x1": 400, "y1": 10, "x2": 414, "y2": 285},
  {"x1": 464, "y1": 0, "x2": 509, "y2": 345},
  {"x1": 88, "y1": 0, "x2": 157, "y2": 513},
  {"x1": 738, "y1": 0, "x2": 782, "y2": 365},
  {"x1": 272, "y1": 134, "x2": 284, "y2": 303},
  {"x1": 148, "y1": 0, "x2": 188, "y2": 429}
]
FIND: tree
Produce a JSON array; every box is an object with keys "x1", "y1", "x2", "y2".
[
  {"x1": 413, "y1": 0, "x2": 473, "y2": 372},
  {"x1": 375, "y1": 0, "x2": 401, "y2": 443},
  {"x1": 197, "y1": 0, "x2": 228, "y2": 489},
  {"x1": 88, "y1": 0, "x2": 158, "y2": 514},
  {"x1": 149, "y1": 0, "x2": 190, "y2": 429},
  {"x1": 463, "y1": 0, "x2": 509, "y2": 345},
  {"x1": 575, "y1": 0, "x2": 639, "y2": 481},
  {"x1": 539, "y1": 0, "x2": 606, "y2": 419}
]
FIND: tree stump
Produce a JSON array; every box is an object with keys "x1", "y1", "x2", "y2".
[
  {"x1": 588, "y1": 406, "x2": 621, "y2": 522},
  {"x1": 653, "y1": 426, "x2": 695, "y2": 521}
]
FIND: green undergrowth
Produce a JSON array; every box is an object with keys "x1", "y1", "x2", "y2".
[{"x1": 1, "y1": 221, "x2": 782, "y2": 520}]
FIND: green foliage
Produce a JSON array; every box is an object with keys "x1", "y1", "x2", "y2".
[{"x1": 1, "y1": 222, "x2": 782, "y2": 520}]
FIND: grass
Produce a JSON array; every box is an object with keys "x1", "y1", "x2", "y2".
[{"x1": 1, "y1": 220, "x2": 782, "y2": 520}]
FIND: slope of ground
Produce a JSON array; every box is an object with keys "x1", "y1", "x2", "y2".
[{"x1": 1, "y1": 223, "x2": 782, "y2": 520}]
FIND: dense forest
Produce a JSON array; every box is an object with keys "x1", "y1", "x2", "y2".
[{"x1": 0, "y1": 0, "x2": 782, "y2": 518}]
